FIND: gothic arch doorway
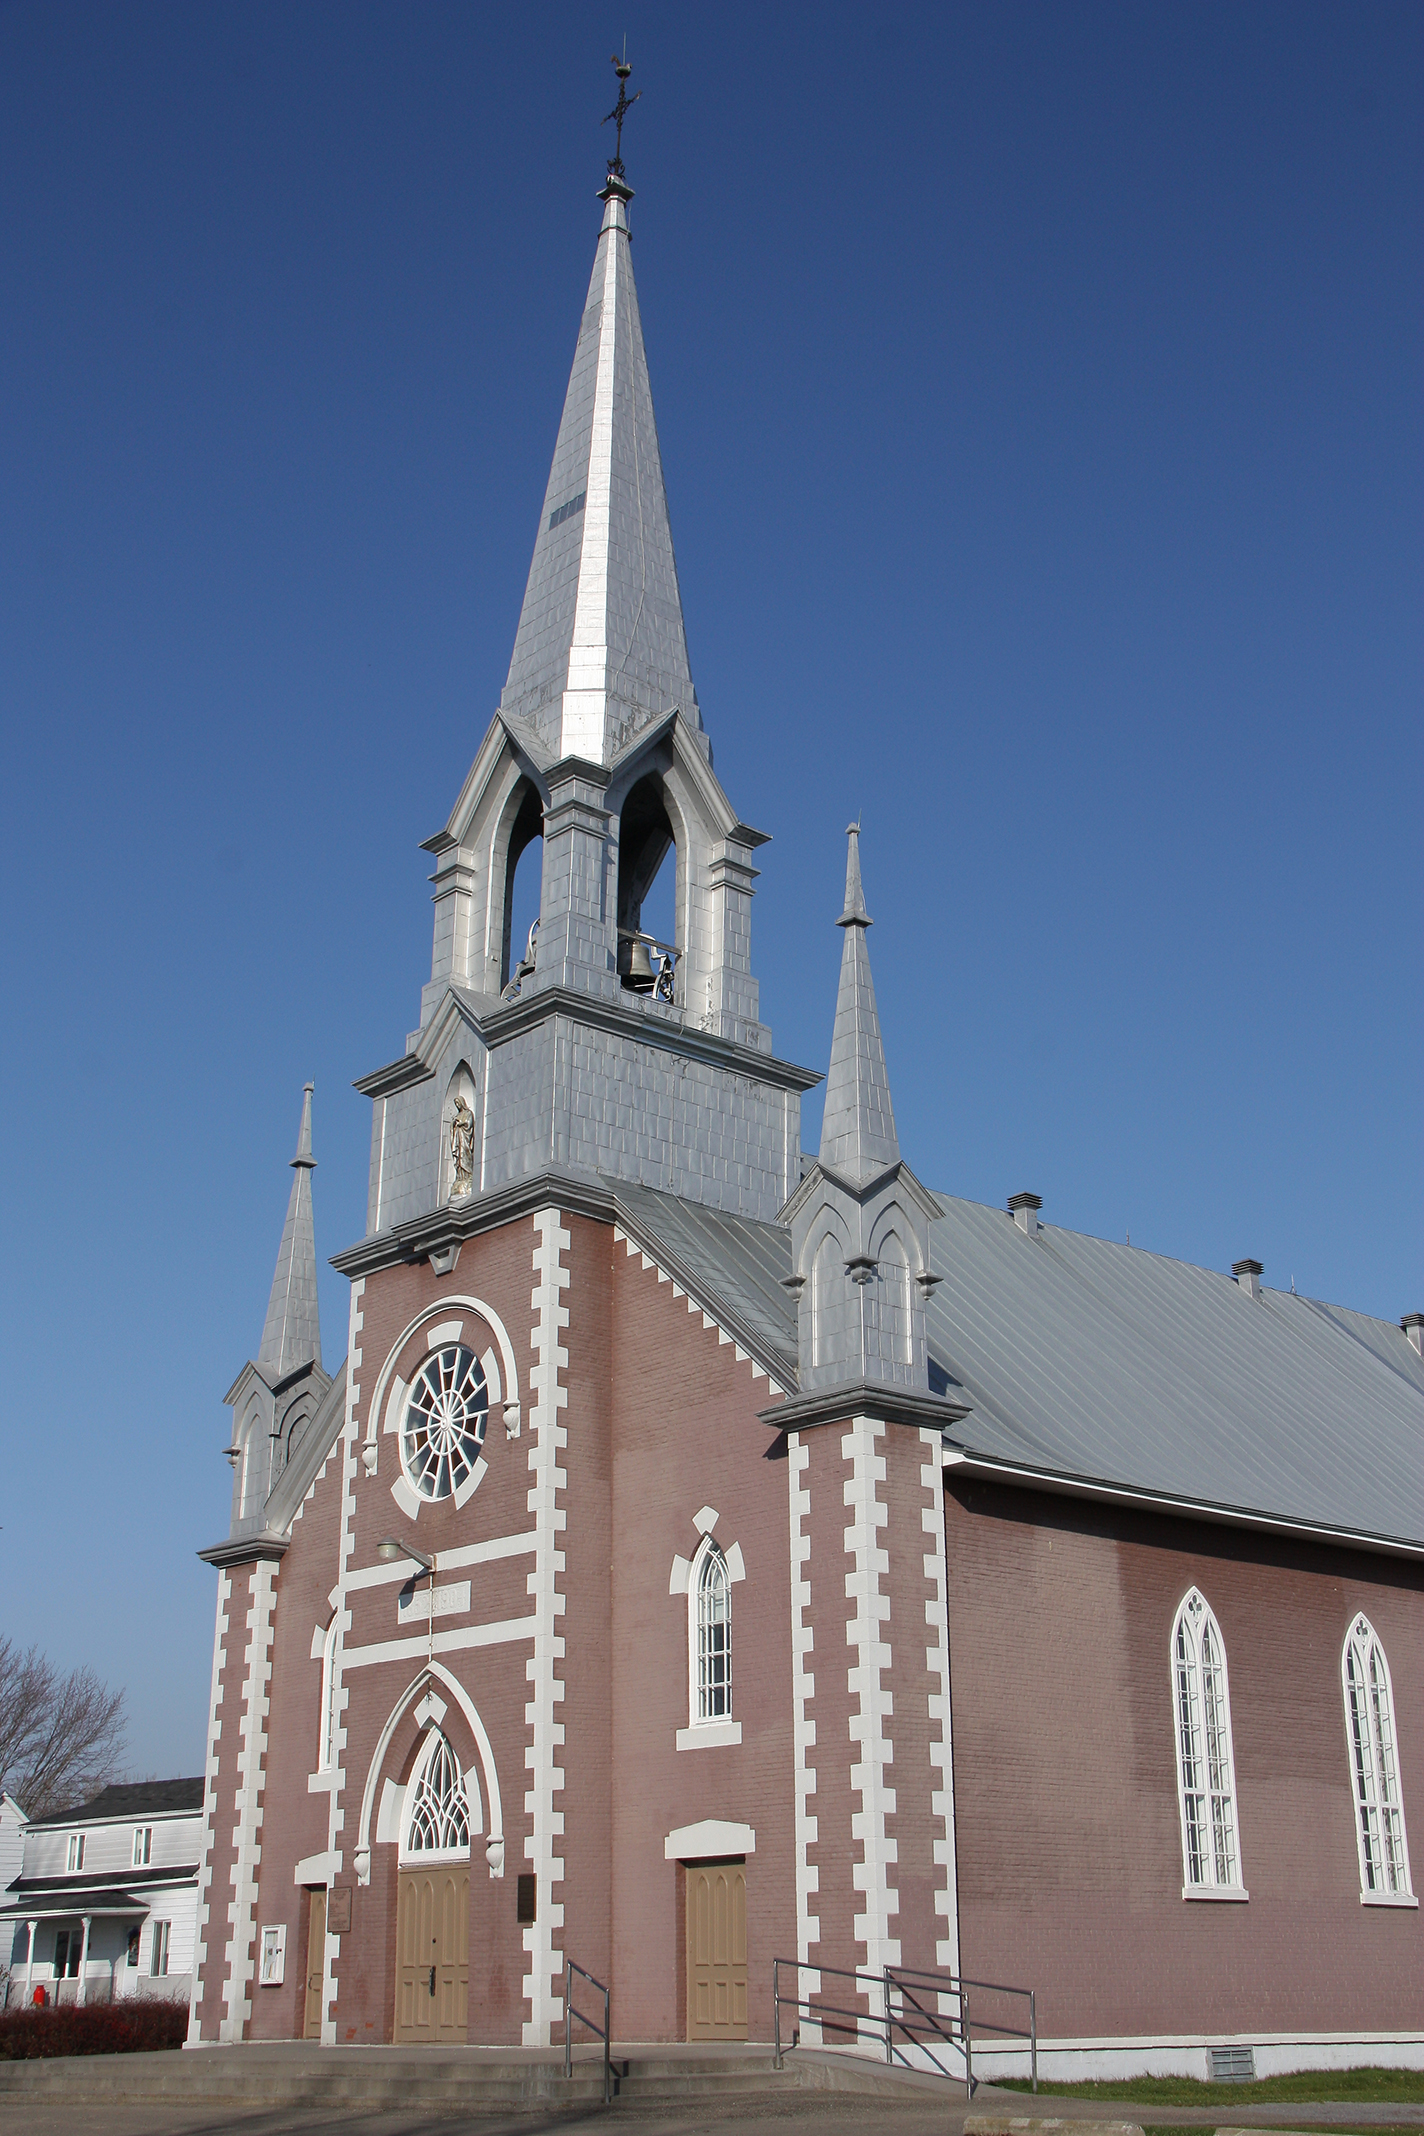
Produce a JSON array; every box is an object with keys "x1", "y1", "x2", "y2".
[{"x1": 393, "y1": 1729, "x2": 472, "y2": 2043}]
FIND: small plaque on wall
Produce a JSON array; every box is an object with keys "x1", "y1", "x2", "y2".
[{"x1": 327, "y1": 1886, "x2": 353, "y2": 1935}]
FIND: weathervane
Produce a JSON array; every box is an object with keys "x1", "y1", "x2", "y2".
[{"x1": 602, "y1": 47, "x2": 641, "y2": 180}]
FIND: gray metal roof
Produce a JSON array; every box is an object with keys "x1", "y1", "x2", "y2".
[
  {"x1": 614, "y1": 1181, "x2": 799, "y2": 1383},
  {"x1": 621, "y1": 1183, "x2": 1424, "y2": 1550}
]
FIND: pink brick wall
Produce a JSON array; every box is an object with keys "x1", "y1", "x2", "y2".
[{"x1": 945, "y1": 1479, "x2": 1424, "y2": 2039}]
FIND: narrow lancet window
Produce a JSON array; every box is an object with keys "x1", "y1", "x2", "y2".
[
  {"x1": 1172, "y1": 1588, "x2": 1244, "y2": 1893},
  {"x1": 1343, "y1": 1615, "x2": 1413, "y2": 1900},
  {"x1": 696, "y1": 1542, "x2": 732, "y2": 1722},
  {"x1": 318, "y1": 1617, "x2": 338, "y2": 1772}
]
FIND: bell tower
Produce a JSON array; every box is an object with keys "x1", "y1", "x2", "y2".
[{"x1": 351, "y1": 100, "x2": 819, "y2": 1249}]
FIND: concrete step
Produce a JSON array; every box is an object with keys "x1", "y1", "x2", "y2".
[{"x1": 0, "y1": 2040, "x2": 947, "y2": 2108}]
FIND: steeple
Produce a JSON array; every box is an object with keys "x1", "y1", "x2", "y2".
[
  {"x1": 258, "y1": 1083, "x2": 321, "y2": 1379},
  {"x1": 498, "y1": 133, "x2": 702, "y2": 767},
  {"x1": 818, "y1": 825, "x2": 900, "y2": 1185}
]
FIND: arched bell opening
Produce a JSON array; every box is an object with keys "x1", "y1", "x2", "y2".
[
  {"x1": 616, "y1": 773, "x2": 678, "y2": 998},
  {"x1": 499, "y1": 782, "x2": 544, "y2": 993}
]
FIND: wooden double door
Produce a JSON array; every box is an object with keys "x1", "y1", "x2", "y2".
[
  {"x1": 394, "y1": 1868, "x2": 470, "y2": 2043},
  {"x1": 685, "y1": 1859, "x2": 747, "y2": 2039}
]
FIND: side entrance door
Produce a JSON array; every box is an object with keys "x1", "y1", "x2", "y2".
[
  {"x1": 303, "y1": 1887, "x2": 326, "y2": 2039},
  {"x1": 685, "y1": 1858, "x2": 747, "y2": 2039},
  {"x1": 394, "y1": 1868, "x2": 470, "y2": 2043}
]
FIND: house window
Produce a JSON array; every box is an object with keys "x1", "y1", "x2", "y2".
[
  {"x1": 319, "y1": 1616, "x2": 339, "y2": 1771},
  {"x1": 696, "y1": 1541, "x2": 732, "y2": 1722},
  {"x1": 402, "y1": 1730, "x2": 472, "y2": 1861},
  {"x1": 133, "y1": 1826, "x2": 152, "y2": 1868},
  {"x1": 66, "y1": 1833, "x2": 85, "y2": 1873},
  {"x1": 1172, "y1": 1588, "x2": 1245, "y2": 1895},
  {"x1": 126, "y1": 1928, "x2": 140, "y2": 1968},
  {"x1": 149, "y1": 1920, "x2": 171, "y2": 1977},
  {"x1": 259, "y1": 1923, "x2": 287, "y2": 1985},
  {"x1": 1343, "y1": 1615, "x2": 1414, "y2": 1901},
  {"x1": 54, "y1": 1929, "x2": 80, "y2": 1978}
]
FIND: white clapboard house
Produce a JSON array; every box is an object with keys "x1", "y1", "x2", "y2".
[{"x1": 2, "y1": 1780, "x2": 203, "y2": 2008}]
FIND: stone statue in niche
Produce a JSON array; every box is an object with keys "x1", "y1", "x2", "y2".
[{"x1": 449, "y1": 1094, "x2": 475, "y2": 1198}]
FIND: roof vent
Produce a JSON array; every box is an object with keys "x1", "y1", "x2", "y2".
[
  {"x1": 1008, "y1": 1191, "x2": 1042, "y2": 1236},
  {"x1": 1232, "y1": 1258, "x2": 1263, "y2": 1302},
  {"x1": 1402, "y1": 1313, "x2": 1424, "y2": 1360}
]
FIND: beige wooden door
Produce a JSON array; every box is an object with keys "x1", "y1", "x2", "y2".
[
  {"x1": 685, "y1": 1860, "x2": 747, "y2": 2039},
  {"x1": 303, "y1": 1887, "x2": 326, "y2": 2038},
  {"x1": 394, "y1": 1868, "x2": 469, "y2": 2043}
]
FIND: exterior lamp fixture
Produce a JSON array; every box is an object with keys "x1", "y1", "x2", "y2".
[{"x1": 376, "y1": 1537, "x2": 435, "y2": 1577}]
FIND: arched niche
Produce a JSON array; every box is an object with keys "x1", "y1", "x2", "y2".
[
  {"x1": 278, "y1": 1386, "x2": 316, "y2": 1478},
  {"x1": 495, "y1": 780, "x2": 544, "y2": 992},
  {"x1": 616, "y1": 772, "x2": 680, "y2": 993},
  {"x1": 442, "y1": 1061, "x2": 478, "y2": 1203},
  {"x1": 236, "y1": 1392, "x2": 269, "y2": 1524},
  {"x1": 810, "y1": 1229, "x2": 843, "y2": 1369},
  {"x1": 868, "y1": 1228, "x2": 913, "y2": 1369}
]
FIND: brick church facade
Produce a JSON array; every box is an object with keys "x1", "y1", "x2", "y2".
[{"x1": 190, "y1": 136, "x2": 1423, "y2": 2075}]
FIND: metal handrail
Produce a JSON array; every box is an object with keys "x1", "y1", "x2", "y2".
[
  {"x1": 563, "y1": 1955, "x2": 612, "y2": 2106},
  {"x1": 771, "y1": 1956, "x2": 1036, "y2": 2100}
]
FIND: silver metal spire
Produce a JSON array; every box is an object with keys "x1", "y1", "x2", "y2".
[
  {"x1": 258, "y1": 1083, "x2": 321, "y2": 1378},
  {"x1": 818, "y1": 827, "x2": 900, "y2": 1184},
  {"x1": 497, "y1": 121, "x2": 701, "y2": 766}
]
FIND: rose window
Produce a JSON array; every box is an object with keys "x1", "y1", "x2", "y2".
[{"x1": 401, "y1": 1344, "x2": 489, "y2": 1502}]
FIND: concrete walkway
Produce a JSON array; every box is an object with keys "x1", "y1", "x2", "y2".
[{"x1": 1, "y1": 2042, "x2": 1420, "y2": 2136}]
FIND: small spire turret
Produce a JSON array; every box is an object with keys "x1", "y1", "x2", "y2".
[
  {"x1": 258, "y1": 1083, "x2": 322, "y2": 1379},
  {"x1": 819, "y1": 824, "x2": 899, "y2": 1186}
]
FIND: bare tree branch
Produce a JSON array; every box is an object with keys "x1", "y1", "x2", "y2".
[{"x1": 0, "y1": 1638, "x2": 126, "y2": 1819}]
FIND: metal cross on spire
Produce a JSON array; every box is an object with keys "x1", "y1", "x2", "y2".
[{"x1": 602, "y1": 49, "x2": 641, "y2": 180}]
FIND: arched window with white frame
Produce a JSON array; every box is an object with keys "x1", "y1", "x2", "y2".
[
  {"x1": 401, "y1": 1728, "x2": 472, "y2": 1863},
  {"x1": 1171, "y1": 1588, "x2": 1245, "y2": 1895},
  {"x1": 694, "y1": 1538, "x2": 731, "y2": 1723},
  {"x1": 1342, "y1": 1615, "x2": 1413, "y2": 1901},
  {"x1": 318, "y1": 1617, "x2": 339, "y2": 1772}
]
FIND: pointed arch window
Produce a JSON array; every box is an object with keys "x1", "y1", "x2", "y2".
[
  {"x1": 695, "y1": 1540, "x2": 731, "y2": 1722},
  {"x1": 401, "y1": 1729, "x2": 471, "y2": 1863},
  {"x1": 1343, "y1": 1616, "x2": 1414, "y2": 1903},
  {"x1": 318, "y1": 1617, "x2": 339, "y2": 1772},
  {"x1": 1172, "y1": 1588, "x2": 1246, "y2": 1897}
]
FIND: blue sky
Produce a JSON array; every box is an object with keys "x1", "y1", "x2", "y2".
[{"x1": 1, "y1": 3, "x2": 1419, "y2": 1781}]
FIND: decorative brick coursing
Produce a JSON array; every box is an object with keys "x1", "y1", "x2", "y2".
[
  {"x1": 320, "y1": 1276, "x2": 364, "y2": 2042},
  {"x1": 223, "y1": 1559, "x2": 276, "y2": 2041},
  {"x1": 523, "y1": 1209, "x2": 570, "y2": 2043},
  {"x1": 920, "y1": 1429, "x2": 960, "y2": 1980},
  {"x1": 842, "y1": 1416, "x2": 900, "y2": 1976},
  {"x1": 613, "y1": 1227, "x2": 786, "y2": 1394},
  {"x1": 188, "y1": 1570, "x2": 231, "y2": 2043},
  {"x1": 787, "y1": 1430, "x2": 821, "y2": 2039}
]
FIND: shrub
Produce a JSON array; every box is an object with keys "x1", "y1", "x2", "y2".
[{"x1": 0, "y1": 1998, "x2": 188, "y2": 2059}]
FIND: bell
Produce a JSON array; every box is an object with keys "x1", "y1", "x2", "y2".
[{"x1": 625, "y1": 937, "x2": 656, "y2": 992}]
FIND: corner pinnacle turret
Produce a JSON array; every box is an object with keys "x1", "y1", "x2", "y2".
[{"x1": 258, "y1": 1083, "x2": 321, "y2": 1379}]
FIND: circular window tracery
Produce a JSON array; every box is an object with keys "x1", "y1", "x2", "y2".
[{"x1": 401, "y1": 1344, "x2": 489, "y2": 1502}]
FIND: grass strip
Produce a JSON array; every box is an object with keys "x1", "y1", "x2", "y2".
[{"x1": 996, "y1": 2071, "x2": 1424, "y2": 2107}]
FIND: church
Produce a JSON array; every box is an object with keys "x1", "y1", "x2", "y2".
[{"x1": 189, "y1": 108, "x2": 1423, "y2": 2077}]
